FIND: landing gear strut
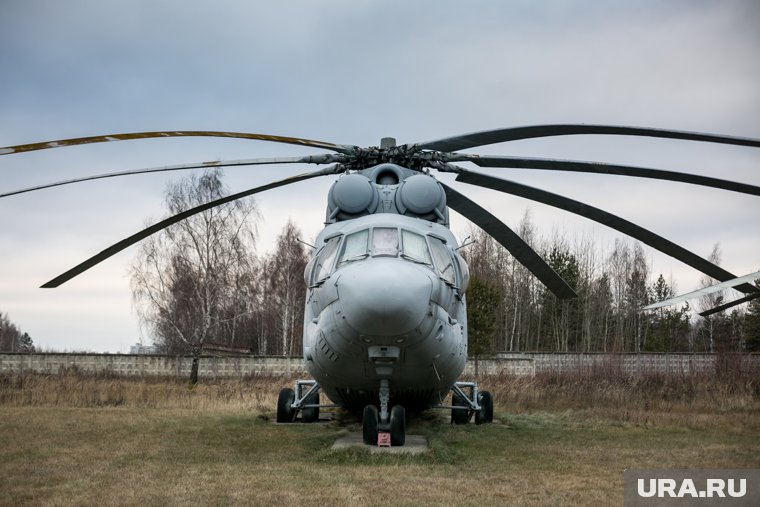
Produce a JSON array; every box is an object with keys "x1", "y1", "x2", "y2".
[
  {"x1": 276, "y1": 380, "x2": 337, "y2": 423},
  {"x1": 362, "y1": 379, "x2": 406, "y2": 446},
  {"x1": 445, "y1": 381, "x2": 494, "y2": 425}
]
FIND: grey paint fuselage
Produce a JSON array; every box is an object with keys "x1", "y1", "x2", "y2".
[{"x1": 303, "y1": 213, "x2": 468, "y2": 411}]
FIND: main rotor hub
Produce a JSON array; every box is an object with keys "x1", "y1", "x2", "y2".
[{"x1": 344, "y1": 143, "x2": 429, "y2": 171}]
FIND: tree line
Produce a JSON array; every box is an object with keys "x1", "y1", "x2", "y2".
[
  {"x1": 131, "y1": 171, "x2": 759, "y2": 356},
  {"x1": 131, "y1": 171, "x2": 308, "y2": 356},
  {"x1": 0, "y1": 312, "x2": 34, "y2": 352},
  {"x1": 462, "y1": 211, "x2": 760, "y2": 354}
]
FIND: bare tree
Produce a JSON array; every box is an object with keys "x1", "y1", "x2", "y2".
[
  {"x1": 626, "y1": 243, "x2": 650, "y2": 352},
  {"x1": 260, "y1": 220, "x2": 308, "y2": 356},
  {"x1": 131, "y1": 170, "x2": 260, "y2": 355},
  {"x1": 0, "y1": 312, "x2": 20, "y2": 352},
  {"x1": 0, "y1": 313, "x2": 33, "y2": 353}
]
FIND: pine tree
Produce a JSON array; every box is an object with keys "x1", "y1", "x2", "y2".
[
  {"x1": 467, "y1": 275, "x2": 501, "y2": 358},
  {"x1": 17, "y1": 332, "x2": 34, "y2": 352},
  {"x1": 645, "y1": 274, "x2": 690, "y2": 352}
]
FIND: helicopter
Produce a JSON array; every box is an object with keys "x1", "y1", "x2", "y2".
[{"x1": 2, "y1": 124, "x2": 759, "y2": 446}]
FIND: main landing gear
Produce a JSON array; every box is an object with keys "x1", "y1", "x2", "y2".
[
  {"x1": 277, "y1": 379, "x2": 493, "y2": 448},
  {"x1": 360, "y1": 380, "x2": 495, "y2": 447},
  {"x1": 446, "y1": 382, "x2": 494, "y2": 425},
  {"x1": 276, "y1": 380, "x2": 336, "y2": 423},
  {"x1": 362, "y1": 379, "x2": 406, "y2": 446}
]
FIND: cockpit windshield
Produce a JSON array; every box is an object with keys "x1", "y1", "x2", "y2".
[
  {"x1": 338, "y1": 229, "x2": 369, "y2": 266},
  {"x1": 401, "y1": 230, "x2": 432, "y2": 265},
  {"x1": 313, "y1": 235, "x2": 341, "y2": 283},
  {"x1": 371, "y1": 228, "x2": 399, "y2": 257},
  {"x1": 428, "y1": 236, "x2": 456, "y2": 285},
  {"x1": 325, "y1": 227, "x2": 454, "y2": 283}
]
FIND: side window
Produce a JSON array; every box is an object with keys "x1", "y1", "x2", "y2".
[
  {"x1": 454, "y1": 251, "x2": 470, "y2": 292},
  {"x1": 371, "y1": 228, "x2": 399, "y2": 257},
  {"x1": 428, "y1": 236, "x2": 456, "y2": 285},
  {"x1": 338, "y1": 229, "x2": 369, "y2": 267},
  {"x1": 313, "y1": 235, "x2": 341, "y2": 284},
  {"x1": 401, "y1": 229, "x2": 432, "y2": 265}
]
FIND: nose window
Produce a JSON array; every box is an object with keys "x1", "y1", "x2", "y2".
[
  {"x1": 372, "y1": 228, "x2": 399, "y2": 257},
  {"x1": 338, "y1": 229, "x2": 369, "y2": 266},
  {"x1": 401, "y1": 230, "x2": 432, "y2": 265}
]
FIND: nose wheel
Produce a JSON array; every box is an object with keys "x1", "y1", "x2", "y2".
[
  {"x1": 389, "y1": 405, "x2": 406, "y2": 446},
  {"x1": 362, "y1": 404, "x2": 406, "y2": 446},
  {"x1": 362, "y1": 405, "x2": 379, "y2": 445},
  {"x1": 362, "y1": 380, "x2": 406, "y2": 446}
]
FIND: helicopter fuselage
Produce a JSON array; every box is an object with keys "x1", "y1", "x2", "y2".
[{"x1": 302, "y1": 167, "x2": 470, "y2": 412}]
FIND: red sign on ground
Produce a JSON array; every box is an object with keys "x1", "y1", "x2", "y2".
[{"x1": 377, "y1": 432, "x2": 391, "y2": 447}]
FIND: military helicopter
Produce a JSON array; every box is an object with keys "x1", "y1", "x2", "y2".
[{"x1": 2, "y1": 124, "x2": 759, "y2": 446}]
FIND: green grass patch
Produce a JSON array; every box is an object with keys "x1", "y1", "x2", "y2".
[
  {"x1": 1, "y1": 405, "x2": 758, "y2": 506},
  {"x1": 1, "y1": 371, "x2": 758, "y2": 505}
]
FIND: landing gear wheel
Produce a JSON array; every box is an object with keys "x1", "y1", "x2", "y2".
[
  {"x1": 362, "y1": 405, "x2": 379, "y2": 445},
  {"x1": 276, "y1": 388, "x2": 296, "y2": 423},
  {"x1": 390, "y1": 405, "x2": 406, "y2": 446},
  {"x1": 301, "y1": 392, "x2": 320, "y2": 423},
  {"x1": 475, "y1": 390, "x2": 494, "y2": 425},
  {"x1": 451, "y1": 392, "x2": 470, "y2": 425}
]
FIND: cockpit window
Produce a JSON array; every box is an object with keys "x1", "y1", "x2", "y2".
[
  {"x1": 371, "y1": 228, "x2": 399, "y2": 257},
  {"x1": 313, "y1": 235, "x2": 341, "y2": 283},
  {"x1": 455, "y1": 251, "x2": 470, "y2": 292},
  {"x1": 401, "y1": 230, "x2": 432, "y2": 265},
  {"x1": 338, "y1": 229, "x2": 369, "y2": 266},
  {"x1": 428, "y1": 236, "x2": 456, "y2": 285}
]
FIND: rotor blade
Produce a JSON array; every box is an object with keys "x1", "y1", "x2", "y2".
[
  {"x1": 459, "y1": 155, "x2": 760, "y2": 197},
  {"x1": 700, "y1": 293, "x2": 760, "y2": 317},
  {"x1": 1, "y1": 131, "x2": 356, "y2": 156},
  {"x1": 416, "y1": 124, "x2": 760, "y2": 152},
  {"x1": 643, "y1": 271, "x2": 760, "y2": 310},
  {"x1": 41, "y1": 164, "x2": 342, "y2": 288},
  {"x1": 441, "y1": 183, "x2": 577, "y2": 299},
  {"x1": 455, "y1": 170, "x2": 759, "y2": 295},
  {"x1": 0, "y1": 154, "x2": 341, "y2": 199}
]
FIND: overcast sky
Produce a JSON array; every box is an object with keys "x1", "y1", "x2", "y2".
[{"x1": 1, "y1": 1, "x2": 758, "y2": 352}]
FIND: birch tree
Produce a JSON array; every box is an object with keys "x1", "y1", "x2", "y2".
[
  {"x1": 131, "y1": 170, "x2": 260, "y2": 354},
  {"x1": 260, "y1": 220, "x2": 308, "y2": 356}
]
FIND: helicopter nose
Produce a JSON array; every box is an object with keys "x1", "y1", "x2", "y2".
[{"x1": 337, "y1": 260, "x2": 432, "y2": 336}]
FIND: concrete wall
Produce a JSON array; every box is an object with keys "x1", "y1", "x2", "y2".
[
  {"x1": 493, "y1": 352, "x2": 760, "y2": 375},
  {"x1": 0, "y1": 353, "x2": 308, "y2": 378},
  {"x1": 1, "y1": 352, "x2": 756, "y2": 378}
]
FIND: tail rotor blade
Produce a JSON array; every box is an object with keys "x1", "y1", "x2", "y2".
[
  {"x1": 644, "y1": 271, "x2": 760, "y2": 310},
  {"x1": 700, "y1": 293, "x2": 760, "y2": 316}
]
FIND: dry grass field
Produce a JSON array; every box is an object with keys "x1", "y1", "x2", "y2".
[{"x1": 1, "y1": 366, "x2": 759, "y2": 506}]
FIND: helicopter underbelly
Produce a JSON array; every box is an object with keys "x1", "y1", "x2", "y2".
[{"x1": 303, "y1": 258, "x2": 467, "y2": 411}]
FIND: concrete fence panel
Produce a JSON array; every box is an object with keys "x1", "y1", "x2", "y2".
[{"x1": 1, "y1": 352, "x2": 757, "y2": 378}]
